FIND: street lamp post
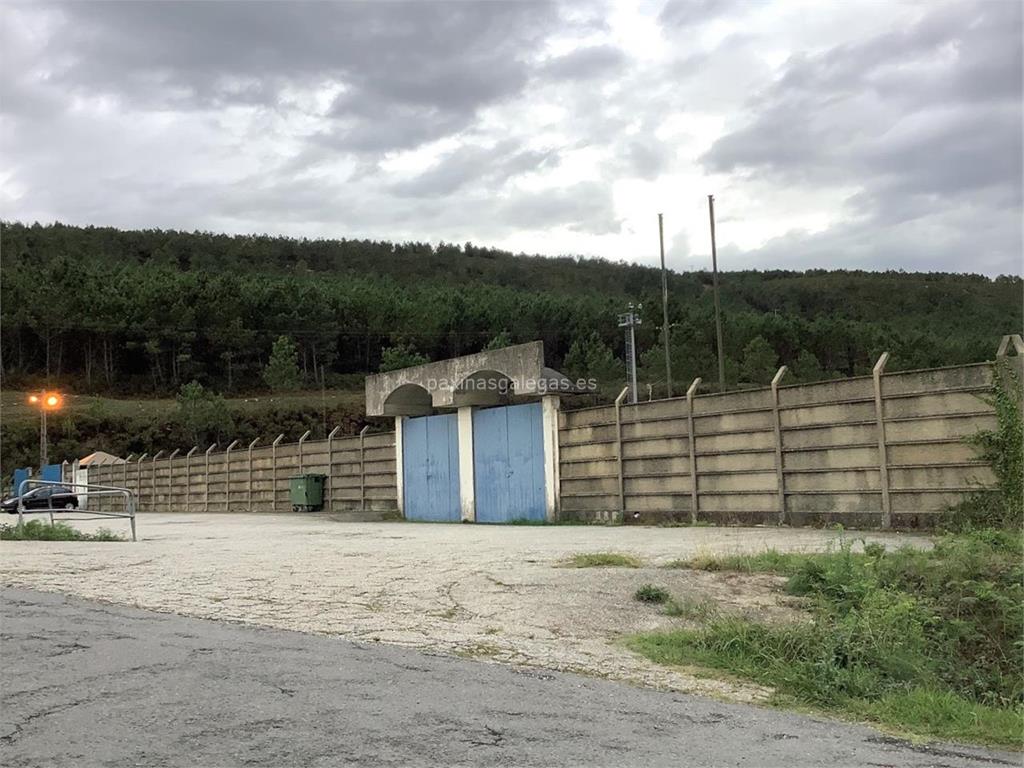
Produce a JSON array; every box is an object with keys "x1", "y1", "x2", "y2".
[{"x1": 27, "y1": 392, "x2": 62, "y2": 468}]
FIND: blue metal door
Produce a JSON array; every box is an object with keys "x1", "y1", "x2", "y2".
[
  {"x1": 473, "y1": 402, "x2": 546, "y2": 523},
  {"x1": 402, "y1": 413, "x2": 461, "y2": 522}
]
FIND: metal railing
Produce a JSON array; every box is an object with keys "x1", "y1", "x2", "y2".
[{"x1": 15, "y1": 479, "x2": 137, "y2": 541}]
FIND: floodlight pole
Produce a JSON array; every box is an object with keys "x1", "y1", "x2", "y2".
[
  {"x1": 40, "y1": 408, "x2": 47, "y2": 467},
  {"x1": 658, "y1": 213, "x2": 672, "y2": 398},
  {"x1": 618, "y1": 303, "x2": 642, "y2": 405},
  {"x1": 708, "y1": 194, "x2": 726, "y2": 392}
]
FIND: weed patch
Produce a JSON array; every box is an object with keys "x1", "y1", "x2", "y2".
[
  {"x1": 662, "y1": 596, "x2": 717, "y2": 621},
  {"x1": 634, "y1": 584, "x2": 670, "y2": 603},
  {"x1": 945, "y1": 362, "x2": 1023, "y2": 531},
  {"x1": 563, "y1": 552, "x2": 642, "y2": 568},
  {"x1": 628, "y1": 532, "x2": 1023, "y2": 747},
  {"x1": 0, "y1": 520, "x2": 124, "y2": 542}
]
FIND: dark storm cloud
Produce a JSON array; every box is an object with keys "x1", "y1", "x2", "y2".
[
  {"x1": 9, "y1": 1, "x2": 558, "y2": 151},
  {"x1": 702, "y1": 0, "x2": 1022, "y2": 272},
  {"x1": 703, "y1": 0, "x2": 1021, "y2": 190}
]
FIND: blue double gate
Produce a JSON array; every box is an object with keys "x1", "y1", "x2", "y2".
[
  {"x1": 473, "y1": 402, "x2": 546, "y2": 523},
  {"x1": 402, "y1": 413, "x2": 461, "y2": 522},
  {"x1": 402, "y1": 403, "x2": 547, "y2": 523}
]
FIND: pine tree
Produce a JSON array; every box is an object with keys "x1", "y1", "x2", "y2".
[{"x1": 263, "y1": 335, "x2": 301, "y2": 390}]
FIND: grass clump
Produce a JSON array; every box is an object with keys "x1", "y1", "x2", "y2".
[
  {"x1": 668, "y1": 548, "x2": 840, "y2": 574},
  {"x1": 564, "y1": 552, "x2": 642, "y2": 568},
  {"x1": 0, "y1": 520, "x2": 124, "y2": 542},
  {"x1": 634, "y1": 584, "x2": 670, "y2": 603},
  {"x1": 628, "y1": 532, "x2": 1023, "y2": 747},
  {"x1": 662, "y1": 596, "x2": 717, "y2": 621}
]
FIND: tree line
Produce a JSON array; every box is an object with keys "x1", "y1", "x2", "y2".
[{"x1": 2, "y1": 221, "x2": 1020, "y2": 397}]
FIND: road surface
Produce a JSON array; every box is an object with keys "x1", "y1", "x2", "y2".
[{"x1": 1, "y1": 588, "x2": 1016, "y2": 768}]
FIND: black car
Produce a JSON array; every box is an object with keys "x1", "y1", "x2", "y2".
[{"x1": 1, "y1": 485, "x2": 79, "y2": 514}]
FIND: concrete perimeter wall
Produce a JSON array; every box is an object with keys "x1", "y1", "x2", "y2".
[
  {"x1": 559, "y1": 359, "x2": 1018, "y2": 529},
  {"x1": 83, "y1": 350, "x2": 1021, "y2": 530},
  {"x1": 86, "y1": 432, "x2": 397, "y2": 516}
]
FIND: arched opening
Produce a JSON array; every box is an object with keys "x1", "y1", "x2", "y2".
[
  {"x1": 382, "y1": 383, "x2": 433, "y2": 416},
  {"x1": 453, "y1": 369, "x2": 516, "y2": 407}
]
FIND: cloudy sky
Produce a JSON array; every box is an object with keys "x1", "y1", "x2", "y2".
[{"x1": 1, "y1": 0, "x2": 1021, "y2": 275}]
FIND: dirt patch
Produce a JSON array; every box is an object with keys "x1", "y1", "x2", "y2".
[{"x1": 0, "y1": 514, "x2": 926, "y2": 703}]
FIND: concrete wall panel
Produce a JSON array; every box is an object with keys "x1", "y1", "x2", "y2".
[
  {"x1": 698, "y1": 451, "x2": 774, "y2": 473},
  {"x1": 780, "y1": 401, "x2": 875, "y2": 428},
  {"x1": 698, "y1": 472, "x2": 777, "y2": 493},
  {"x1": 784, "y1": 469, "x2": 880, "y2": 492},
  {"x1": 696, "y1": 431, "x2": 774, "y2": 453},
  {"x1": 777, "y1": 377, "x2": 874, "y2": 407},
  {"x1": 782, "y1": 446, "x2": 878, "y2": 471}
]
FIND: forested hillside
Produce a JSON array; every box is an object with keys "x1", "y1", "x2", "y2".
[{"x1": 2, "y1": 222, "x2": 1020, "y2": 397}]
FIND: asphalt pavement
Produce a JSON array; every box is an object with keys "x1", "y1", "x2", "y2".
[{"x1": 1, "y1": 588, "x2": 1017, "y2": 768}]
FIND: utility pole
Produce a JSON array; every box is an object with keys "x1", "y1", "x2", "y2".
[
  {"x1": 708, "y1": 195, "x2": 726, "y2": 392},
  {"x1": 658, "y1": 213, "x2": 672, "y2": 398},
  {"x1": 618, "y1": 303, "x2": 642, "y2": 405}
]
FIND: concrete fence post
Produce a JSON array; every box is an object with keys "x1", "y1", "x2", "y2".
[
  {"x1": 204, "y1": 444, "x2": 216, "y2": 513},
  {"x1": 151, "y1": 451, "x2": 164, "y2": 511},
  {"x1": 872, "y1": 352, "x2": 892, "y2": 528},
  {"x1": 686, "y1": 378, "x2": 701, "y2": 524},
  {"x1": 185, "y1": 446, "x2": 198, "y2": 513},
  {"x1": 995, "y1": 334, "x2": 1024, "y2": 402},
  {"x1": 614, "y1": 386, "x2": 630, "y2": 519},
  {"x1": 327, "y1": 426, "x2": 341, "y2": 512},
  {"x1": 136, "y1": 454, "x2": 148, "y2": 508},
  {"x1": 394, "y1": 418, "x2": 405, "y2": 516},
  {"x1": 224, "y1": 440, "x2": 239, "y2": 512},
  {"x1": 124, "y1": 454, "x2": 133, "y2": 495},
  {"x1": 995, "y1": 333, "x2": 1024, "y2": 358},
  {"x1": 247, "y1": 438, "x2": 259, "y2": 512},
  {"x1": 167, "y1": 449, "x2": 180, "y2": 510},
  {"x1": 298, "y1": 430, "x2": 311, "y2": 475},
  {"x1": 359, "y1": 425, "x2": 370, "y2": 512},
  {"x1": 771, "y1": 366, "x2": 788, "y2": 525},
  {"x1": 272, "y1": 434, "x2": 284, "y2": 512}
]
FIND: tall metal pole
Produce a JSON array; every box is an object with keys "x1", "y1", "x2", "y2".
[
  {"x1": 658, "y1": 213, "x2": 672, "y2": 398},
  {"x1": 708, "y1": 195, "x2": 726, "y2": 392},
  {"x1": 40, "y1": 408, "x2": 48, "y2": 467},
  {"x1": 618, "y1": 303, "x2": 642, "y2": 405}
]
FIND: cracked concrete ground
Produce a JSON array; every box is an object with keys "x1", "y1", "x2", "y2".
[
  {"x1": 2, "y1": 587, "x2": 1017, "y2": 768},
  {"x1": 0, "y1": 514, "x2": 930, "y2": 702}
]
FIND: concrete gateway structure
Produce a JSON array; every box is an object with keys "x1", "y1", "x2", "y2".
[{"x1": 365, "y1": 342, "x2": 579, "y2": 523}]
